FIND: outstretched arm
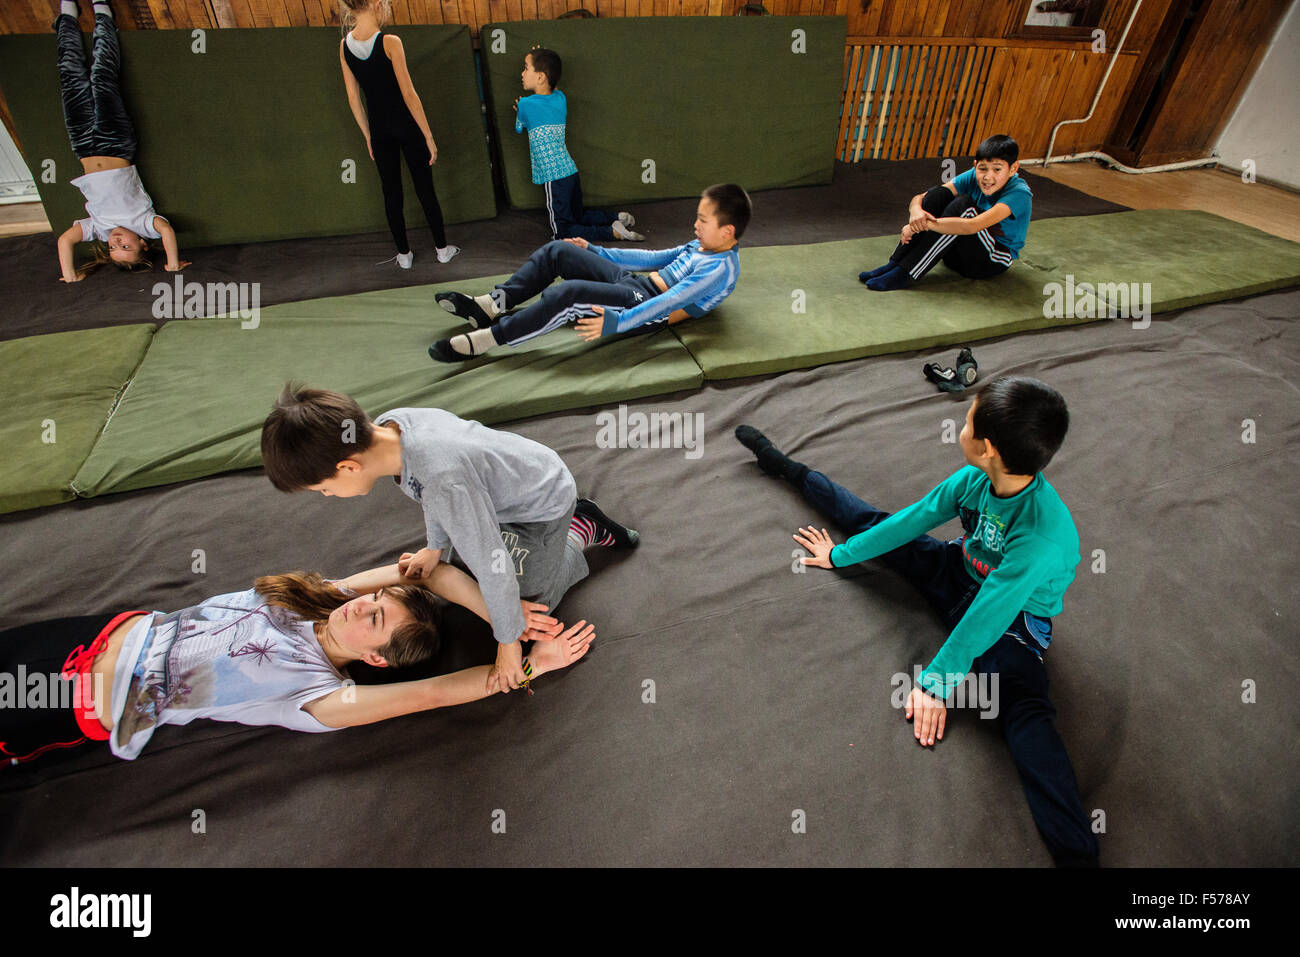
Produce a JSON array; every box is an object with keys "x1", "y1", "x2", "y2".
[{"x1": 303, "y1": 618, "x2": 595, "y2": 727}]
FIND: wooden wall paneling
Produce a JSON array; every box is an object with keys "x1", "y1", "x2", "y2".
[
  {"x1": 940, "y1": 43, "x2": 971, "y2": 155},
  {"x1": 437, "y1": 1, "x2": 462, "y2": 33},
  {"x1": 178, "y1": 0, "x2": 216, "y2": 28},
  {"x1": 959, "y1": 44, "x2": 996, "y2": 155},
  {"x1": 1135, "y1": 0, "x2": 1288, "y2": 164},
  {"x1": 878, "y1": 44, "x2": 909, "y2": 157},
  {"x1": 836, "y1": 43, "x2": 863, "y2": 160},
  {"x1": 946, "y1": 0, "x2": 978, "y2": 39},
  {"x1": 947, "y1": 43, "x2": 980, "y2": 154},
  {"x1": 880, "y1": 43, "x2": 905, "y2": 157},
  {"x1": 851, "y1": 44, "x2": 880, "y2": 160},
  {"x1": 869, "y1": 44, "x2": 893, "y2": 157},
  {"x1": 271, "y1": 0, "x2": 304, "y2": 26},
  {"x1": 1052, "y1": 52, "x2": 1138, "y2": 155},
  {"x1": 2, "y1": 3, "x2": 46, "y2": 34},
  {"x1": 910, "y1": 45, "x2": 938, "y2": 156},
  {"x1": 921, "y1": 43, "x2": 955, "y2": 156},
  {"x1": 925, "y1": 44, "x2": 955, "y2": 155},
  {"x1": 849, "y1": 0, "x2": 884, "y2": 37},
  {"x1": 936, "y1": 45, "x2": 971, "y2": 155},
  {"x1": 906, "y1": 46, "x2": 933, "y2": 155},
  {"x1": 140, "y1": 1, "x2": 177, "y2": 28},
  {"x1": 299, "y1": 1, "x2": 329, "y2": 25},
  {"x1": 884, "y1": 44, "x2": 916, "y2": 157},
  {"x1": 924, "y1": 43, "x2": 955, "y2": 156}
]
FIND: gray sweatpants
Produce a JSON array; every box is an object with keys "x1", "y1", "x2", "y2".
[{"x1": 446, "y1": 499, "x2": 588, "y2": 618}]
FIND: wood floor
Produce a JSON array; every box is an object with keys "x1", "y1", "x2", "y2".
[{"x1": 1029, "y1": 161, "x2": 1300, "y2": 244}]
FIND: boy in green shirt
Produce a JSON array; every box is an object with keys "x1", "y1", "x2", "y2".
[{"x1": 736, "y1": 376, "x2": 1098, "y2": 866}]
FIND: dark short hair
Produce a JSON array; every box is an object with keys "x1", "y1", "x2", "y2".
[
  {"x1": 260, "y1": 383, "x2": 374, "y2": 492},
  {"x1": 971, "y1": 376, "x2": 1069, "y2": 475},
  {"x1": 702, "y1": 183, "x2": 752, "y2": 239},
  {"x1": 528, "y1": 48, "x2": 562, "y2": 90},
  {"x1": 975, "y1": 134, "x2": 1019, "y2": 165}
]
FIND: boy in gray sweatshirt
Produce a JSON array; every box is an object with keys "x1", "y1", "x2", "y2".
[{"x1": 261, "y1": 385, "x2": 637, "y2": 692}]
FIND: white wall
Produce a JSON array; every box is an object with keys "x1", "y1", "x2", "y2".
[
  {"x1": 1215, "y1": 0, "x2": 1300, "y2": 190},
  {"x1": 0, "y1": 120, "x2": 38, "y2": 205}
]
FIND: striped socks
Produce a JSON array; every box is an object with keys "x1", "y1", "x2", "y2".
[{"x1": 568, "y1": 514, "x2": 615, "y2": 550}]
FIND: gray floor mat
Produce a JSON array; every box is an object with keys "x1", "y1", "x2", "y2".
[{"x1": 2, "y1": 289, "x2": 1296, "y2": 867}]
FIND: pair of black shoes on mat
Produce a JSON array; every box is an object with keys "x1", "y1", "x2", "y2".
[
  {"x1": 435, "y1": 291, "x2": 499, "y2": 330},
  {"x1": 734, "y1": 426, "x2": 807, "y2": 484},
  {"x1": 430, "y1": 292, "x2": 506, "y2": 364},
  {"x1": 577, "y1": 498, "x2": 640, "y2": 549}
]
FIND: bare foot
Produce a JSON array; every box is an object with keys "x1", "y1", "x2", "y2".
[{"x1": 529, "y1": 620, "x2": 595, "y2": 677}]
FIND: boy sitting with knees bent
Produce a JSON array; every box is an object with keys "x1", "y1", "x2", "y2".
[
  {"x1": 261, "y1": 385, "x2": 639, "y2": 693},
  {"x1": 736, "y1": 376, "x2": 1098, "y2": 867},
  {"x1": 860, "y1": 134, "x2": 1031, "y2": 290},
  {"x1": 429, "y1": 183, "x2": 749, "y2": 362}
]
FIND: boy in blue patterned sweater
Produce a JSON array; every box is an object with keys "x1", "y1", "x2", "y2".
[
  {"x1": 514, "y1": 48, "x2": 642, "y2": 244},
  {"x1": 431, "y1": 183, "x2": 749, "y2": 361}
]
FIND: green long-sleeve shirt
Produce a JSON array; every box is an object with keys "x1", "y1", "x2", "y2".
[{"x1": 829, "y1": 465, "x2": 1080, "y2": 699}]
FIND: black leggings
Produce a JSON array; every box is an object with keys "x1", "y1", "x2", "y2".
[
  {"x1": 889, "y1": 186, "x2": 1014, "y2": 281},
  {"x1": 0, "y1": 615, "x2": 117, "y2": 766},
  {"x1": 55, "y1": 12, "x2": 137, "y2": 161},
  {"x1": 372, "y1": 128, "x2": 447, "y2": 253}
]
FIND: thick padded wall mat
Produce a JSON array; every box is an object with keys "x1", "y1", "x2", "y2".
[
  {"x1": 69, "y1": 282, "x2": 703, "y2": 500},
  {"x1": 0, "y1": 26, "x2": 495, "y2": 247},
  {"x1": 0, "y1": 324, "x2": 154, "y2": 512},
  {"x1": 678, "y1": 209, "x2": 1300, "y2": 379},
  {"x1": 483, "y1": 17, "x2": 846, "y2": 210}
]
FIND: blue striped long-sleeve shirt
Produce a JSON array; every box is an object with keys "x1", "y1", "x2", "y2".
[{"x1": 588, "y1": 240, "x2": 740, "y2": 336}]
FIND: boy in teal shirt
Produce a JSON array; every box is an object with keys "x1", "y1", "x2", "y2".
[
  {"x1": 737, "y1": 376, "x2": 1098, "y2": 866},
  {"x1": 515, "y1": 48, "x2": 642, "y2": 243},
  {"x1": 860, "y1": 134, "x2": 1031, "y2": 290}
]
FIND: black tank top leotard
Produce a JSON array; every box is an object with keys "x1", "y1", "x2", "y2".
[{"x1": 343, "y1": 30, "x2": 419, "y2": 140}]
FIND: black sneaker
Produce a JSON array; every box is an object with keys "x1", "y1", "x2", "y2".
[
  {"x1": 435, "y1": 291, "x2": 492, "y2": 329},
  {"x1": 575, "y1": 498, "x2": 640, "y2": 549}
]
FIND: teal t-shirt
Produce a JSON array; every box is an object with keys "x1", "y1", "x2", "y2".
[
  {"x1": 830, "y1": 465, "x2": 1079, "y2": 699},
  {"x1": 949, "y1": 168, "x2": 1033, "y2": 257},
  {"x1": 514, "y1": 89, "x2": 579, "y2": 185}
]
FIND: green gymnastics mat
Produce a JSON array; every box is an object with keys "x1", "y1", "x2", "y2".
[
  {"x1": 0, "y1": 324, "x2": 154, "y2": 512},
  {"x1": 0, "y1": 26, "x2": 494, "y2": 247},
  {"x1": 482, "y1": 16, "x2": 845, "y2": 210},
  {"x1": 68, "y1": 281, "x2": 703, "y2": 500},
  {"x1": 677, "y1": 209, "x2": 1300, "y2": 379}
]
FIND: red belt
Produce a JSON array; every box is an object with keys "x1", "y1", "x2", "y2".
[{"x1": 59, "y1": 611, "x2": 147, "y2": 742}]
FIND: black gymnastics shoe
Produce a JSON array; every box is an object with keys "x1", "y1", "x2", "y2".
[
  {"x1": 735, "y1": 425, "x2": 804, "y2": 480},
  {"x1": 575, "y1": 498, "x2": 640, "y2": 549},
  {"x1": 429, "y1": 338, "x2": 475, "y2": 363},
  {"x1": 435, "y1": 291, "x2": 492, "y2": 329}
]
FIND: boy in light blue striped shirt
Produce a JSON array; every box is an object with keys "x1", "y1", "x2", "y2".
[{"x1": 431, "y1": 184, "x2": 750, "y2": 361}]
